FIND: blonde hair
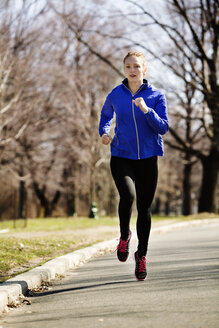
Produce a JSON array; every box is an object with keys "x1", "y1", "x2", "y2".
[{"x1": 123, "y1": 51, "x2": 148, "y2": 71}]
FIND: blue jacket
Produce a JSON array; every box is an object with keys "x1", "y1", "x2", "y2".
[{"x1": 99, "y1": 79, "x2": 169, "y2": 160}]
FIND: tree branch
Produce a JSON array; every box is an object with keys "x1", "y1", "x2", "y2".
[
  {"x1": 124, "y1": 0, "x2": 201, "y2": 60},
  {"x1": 172, "y1": 0, "x2": 210, "y2": 62},
  {"x1": 51, "y1": 6, "x2": 124, "y2": 78},
  {"x1": 168, "y1": 126, "x2": 204, "y2": 159}
]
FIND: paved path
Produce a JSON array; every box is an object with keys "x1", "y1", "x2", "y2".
[{"x1": 1, "y1": 222, "x2": 219, "y2": 328}]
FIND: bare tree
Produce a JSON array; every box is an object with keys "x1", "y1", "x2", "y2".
[
  {"x1": 49, "y1": 0, "x2": 124, "y2": 215},
  {"x1": 0, "y1": 0, "x2": 124, "y2": 219},
  {"x1": 119, "y1": 0, "x2": 218, "y2": 213},
  {"x1": 78, "y1": 0, "x2": 219, "y2": 213},
  {"x1": 0, "y1": 20, "x2": 27, "y2": 161}
]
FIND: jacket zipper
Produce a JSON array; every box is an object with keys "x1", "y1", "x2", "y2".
[
  {"x1": 132, "y1": 95, "x2": 140, "y2": 159},
  {"x1": 123, "y1": 83, "x2": 145, "y2": 160}
]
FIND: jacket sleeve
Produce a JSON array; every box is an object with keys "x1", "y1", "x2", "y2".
[
  {"x1": 99, "y1": 94, "x2": 114, "y2": 136},
  {"x1": 145, "y1": 93, "x2": 169, "y2": 135}
]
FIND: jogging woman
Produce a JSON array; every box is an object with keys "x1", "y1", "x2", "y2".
[{"x1": 99, "y1": 51, "x2": 169, "y2": 281}]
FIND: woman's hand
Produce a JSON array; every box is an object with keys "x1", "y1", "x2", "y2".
[
  {"x1": 133, "y1": 97, "x2": 148, "y2": 113},
  {"x1": 102, "y1": 134, "x2": 112, "y2": 145}
]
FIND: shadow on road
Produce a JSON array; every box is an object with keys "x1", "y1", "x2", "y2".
[{"x1": 29, "y1": 279, "x2": 135, "y2": 297}]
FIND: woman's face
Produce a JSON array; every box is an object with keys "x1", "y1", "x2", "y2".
[{"x1": 124, "y1": 56, "x2": 146, "y2": 83}]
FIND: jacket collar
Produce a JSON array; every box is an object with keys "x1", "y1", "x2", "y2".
[{"x1": 122, "y1": 78, "x2": 148, "y2": 89}]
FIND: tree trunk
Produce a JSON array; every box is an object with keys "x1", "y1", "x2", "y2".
[
  {"x1": 44, "y1": 202, "x2": 51, "y2": 217},
  {"x1": 18, "y1": 166, "x2": 26, "y2": 218},
  {"x1": 165, "y1": 192, "x2": 170, "y2": 216},
  {"x1": 18, "y1": 180, "x2": 26, "y2": 218},
  {"x1": 182, "y1": 156, "x2": 192, "y2": 215},
  {"x1": 198, "y1": 148, "x2": 219, "y2": 213},
  {"x1": 153, "y1": 197, "x2": 161, "y2": 215},
  {"x1": 42, "y1": 191, "x2": 61, "y2": 217},
  {"x1": 67, "y1": 193, "x2": 75, "y2": 216},
  {"x1": 33, "y1": 182, "x2": 61, "y2": 217}
]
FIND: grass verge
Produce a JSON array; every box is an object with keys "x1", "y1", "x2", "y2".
[
  {"x1": 0, "y1": 217, "x2": 121, "y2": 282},
  {"x1": 0, "y1": 216, "x2": 120, "y2": 232},
  {"x1": 0, "y1": 235, "x2": 103, "y2": 282}
]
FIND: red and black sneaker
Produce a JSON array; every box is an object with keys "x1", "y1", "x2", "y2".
[
  {"x1": 117, "y1": 231, "x2": 132, "y2": 262},
  {"x1": 134, "y1": 251, "x2": 148, "y2": 281}
]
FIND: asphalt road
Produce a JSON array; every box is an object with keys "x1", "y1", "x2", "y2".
[{"x1": 1, "y1": 222, "x2": 219, "y2": 328}]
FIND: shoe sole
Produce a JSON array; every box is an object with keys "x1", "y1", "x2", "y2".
[
  {"x1": 134, "y1": 253, "x2": 147, "y2": 281},
  {"x1": 117, "y1": 253, "x2": 129, "y2": 262},
  {"x1": 134, "y1": 272, "x2": 147, "y2": 281},
  {"x1": 117, "y1": 231, "x2": 132, "y2": 262}
]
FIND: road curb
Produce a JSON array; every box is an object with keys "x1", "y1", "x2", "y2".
[
  {"x1": 0, "y1": 238, "x2": 118, "y2": 315},
  {"x1": 0, "y1": 218, "x2": 218, "y2": 315}
]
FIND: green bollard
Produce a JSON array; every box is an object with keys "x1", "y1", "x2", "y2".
[{"x1": 89, "y1": 202, "x2": 98, "y2": 219}]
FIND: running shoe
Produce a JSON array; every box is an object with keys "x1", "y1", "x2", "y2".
[
  {"x1": 117, "y1": 231, "x2": 132, "y2": 262},
  {"x1": 134, "y1": 251, "x2": 148, "y2": 281}
]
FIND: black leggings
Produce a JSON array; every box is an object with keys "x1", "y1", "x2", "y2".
[{"x1": 110, "y1": 156, "x2": 158, "y2": 257}]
